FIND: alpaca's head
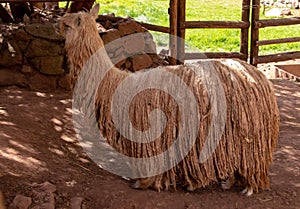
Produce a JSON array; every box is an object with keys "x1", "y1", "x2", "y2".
[
  {"x1": 59, "y1": 4, "x2": 100, "y2": 41},
  {"x1": 59, "y1": 4, "x2": 106, "y2": 90}
]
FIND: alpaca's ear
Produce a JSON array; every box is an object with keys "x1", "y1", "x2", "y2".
[
  {"x1": 91, "y1": 4, "x2": 100, "y2": 19},
  {"x1": 75, "y1": 15, "x2": 81, "y2": 26}
]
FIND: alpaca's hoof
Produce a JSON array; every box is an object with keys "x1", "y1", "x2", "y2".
[
  {"x1": 122, "y1": 176, "x2": 131, "y2": 181},
  {"x1": 221, "y1": 176, "x2": 235, "y2": 190},
  {"x1": 131, "y1": 180, "x2": 141, "y2": 189},
  {"x1": 241, "y1": 186, "x2": 253, "y2": 196},
  {"x1": 186, "y1": 185, "x2": 196, "y2": 192},
  {"x1": 221, "y1": 180, "x2": 231, "y2": 190},
  {"x1": 186, "y1": 182, "x2": 200, "y2": 192}
]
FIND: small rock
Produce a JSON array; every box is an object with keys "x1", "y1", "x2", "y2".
[
  {"x1": 111, "y1": 52, "x2": 126, "y2": 67},
  {"x1": 25, "y1": 39, "x2": 64, "y2": 58},
  {"x1": 41, "y1": 193, "x2": 55, "y2": 209},
  {"x1": 118, "y1": 20, "x2": 139, "y2": 36},
  {"x1": 132, "y1": 53, "x2": 153, "y2": 71},
  {"x1": 12, "y1": 28, "x2": 31, "y2": 41},
  {"x1": 70, "y1": 197, "x2": 83, "y2": 209},
  {"x1": 12, "y1": 195, "x2": 32, "y2": 209},
  {"x1": 39, "y1": 56, "x2": 65, "y2": 75},
  {"x1": 21, "y1": 65, "x2": 34, "y2": 74},
  {"x1": 144, "y1": 32, "x2": 157, "y2": 54},
  {"x1": 24, "y1": 24, "x2": 64, "y2": 41},
  {"x1": 0, "y1": 40, "x2": 23, "y2": 67},
  {"x1": 31, "y1": 182, "x2": 56, "y2": 209},
  {"x1": 122, "y1": 34, "x2": 145, "y2": 55},
  {"x1": 101, "y1": 29, "x2": 121, "y2": 44},
  {"x1": 39, "y1": 181, "x2": 56, "y2": 193},
  {"x1": 100, "y1": 20, "x2": 113, "y2": 30}
]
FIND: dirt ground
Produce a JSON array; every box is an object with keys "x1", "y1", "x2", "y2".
[{"x1": 0, "y1": 75, "x2": 299, "y2": 208}]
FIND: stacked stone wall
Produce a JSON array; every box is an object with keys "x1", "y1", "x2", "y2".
[{"x1": 0, "y1": 16, "x2": 164, "y2": 91}]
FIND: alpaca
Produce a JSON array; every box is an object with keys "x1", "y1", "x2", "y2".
[{"x1": 59, "y1": 4, "x2": 279, "y2": 196}]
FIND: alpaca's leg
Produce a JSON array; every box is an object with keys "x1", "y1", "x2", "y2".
[
  {"x1": 131, "y1": 180, "x2": 141, "y2": 189},
  {"x1": 186, "y1": 182, "x2": 199, "y2": 192},
  {"x1": 131, "y1": 177, "x2": 156, "y2": 190},
  {"x1": 241, "y1": 186, "x2": 254, "y2": 196},
  {"x1": 222, "y1": 175, "x2": 254, "y2": 196},
  {"x1": 221, "y1": 175, "x2": 236, "y2": 190}
]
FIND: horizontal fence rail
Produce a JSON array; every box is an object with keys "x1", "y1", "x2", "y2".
[
  {"x1": 257, "y1": 37, "x2": 300, "y2": 46},
  {"x1": 250, "y1": 1, "x2": 300, "y2": 66},
  {"x1": 255, "y1": 51, "x2": 300, "y2": 64},
  {"x1": 254, "y1": 17, "x2": 300, "y2": 28},
  {"x1": 137, "y1": 22, "x2": 170, "y2": 34},
  {"x1": 184, "y1": 52, "x2": 248, "y2": 60},
  {"x1": 181, "y1": 20, "x2": 250, "y2": 29}
]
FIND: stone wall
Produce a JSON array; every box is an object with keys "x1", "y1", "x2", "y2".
[
  {"x1": 98, "y1": 16, "x2": 166, "y2": 72},
  {"x1": 0, "y1": 15, "x2": 164, "y2": 91},
  {"x1": 0, "y1": 23, "x2": 68, "y2": 91}
]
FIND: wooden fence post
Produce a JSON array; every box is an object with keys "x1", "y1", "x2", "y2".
[
  {"x1": 177, "y1": 0, "x2": 186, "y2": 64},
  {"x1": 240, "y1": 0, "x2": 251, "y2": 61},
  {"x1": 250, "y1": 0, "x2": 260, "y2": 65},
  {"x1": 169, "y1": 0, "x2": 179, "y2": 65}
]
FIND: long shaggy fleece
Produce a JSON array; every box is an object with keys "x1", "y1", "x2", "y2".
[{"x1": 60, "y1": 4, "x2": 279, "y2": 193}]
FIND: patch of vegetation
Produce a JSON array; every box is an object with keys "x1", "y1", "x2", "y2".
[
  {"x1": 98, "y1": 0, "x2": 169, "y2": 26},
  {"x1": 96, "y1": 0, "x2": 300, "y2": 54}
]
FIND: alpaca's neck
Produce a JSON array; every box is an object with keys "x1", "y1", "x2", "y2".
[{"x1": 65, "y1": 26, "x2": 114, "y2": 88}]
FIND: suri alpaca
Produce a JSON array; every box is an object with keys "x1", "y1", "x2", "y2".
[{"x1": 59, "y1": 4, "x2": 279, "y2": 196}]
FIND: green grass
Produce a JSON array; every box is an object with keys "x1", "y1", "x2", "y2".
[
  {"x1": 95, "y1": 0, "x2": 300, "y2": 54},
  {"x1": 98, "y1": 0, "x2": 169, "y2": 26}
]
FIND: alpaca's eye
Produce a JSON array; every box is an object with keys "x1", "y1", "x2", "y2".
[
  {"x1": 64, "y1": 24, "x2": 72, "y2": 31},
  {"x1": 64, "y1": 23, "x2": 71, "y2": 30}
]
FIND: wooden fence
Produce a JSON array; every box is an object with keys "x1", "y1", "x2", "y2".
[
  {"x1": 139, "y1": 0, "x2": 300, "y2": 65},
  {"x1": 1, "y1": 0, "x2": 300, "y2": 65},
  {"x1": 250, "y1": 0, "x2": 300, "y2": 65},
  {"x1": 168, "y1": 0, "x2": 251, "y2": 64}
]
